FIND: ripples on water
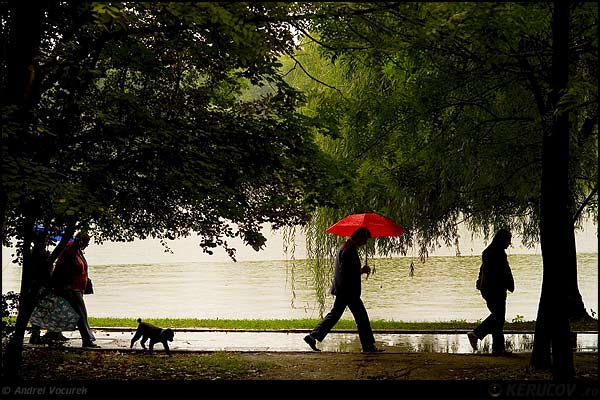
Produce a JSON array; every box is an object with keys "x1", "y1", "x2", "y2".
[{"x1": 2, "y1": 254, "x2": 598, "y2": 322}]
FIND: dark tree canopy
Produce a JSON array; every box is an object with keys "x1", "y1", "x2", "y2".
[
  {"x1": 282, "y1": 1, "x2": 597, "y2": 378},
  {"x1": 284, "y1": 2, "x2": 597, "y2": 258},
  {"x1": 2, "y1": 2, "x2": 337, "y2": 259},
  {"x1": 1, "y1": 2, "x2": 340, "y2": 375}
]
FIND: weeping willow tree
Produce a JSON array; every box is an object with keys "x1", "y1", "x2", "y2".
[
  {"x1": 281, "y1": 1, "x2": 598, "y2": 351},
  {"x1": 282, "y1": 38, "x2": 421, "y2": 316}
]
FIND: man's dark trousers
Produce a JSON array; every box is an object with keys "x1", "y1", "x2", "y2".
[
  {"x1": 473, "y1": 294, "x2": 506, "y2": 352},
  {"x1": 310, "y1": 295, "x2": 375, "y2": 350}
]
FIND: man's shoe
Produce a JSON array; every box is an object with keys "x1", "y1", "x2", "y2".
[
  {"x1": 362, "y1": 345, "x2": 384, "y2": 353},
  {"x1": 491, "y1": 349, "x2": 512, "y2": 356},
  {"x1": 82, "y1": 342, "x2": 100, "y2": 348},
  {"x1": 304, "y1": 335, "x2": 320, "y2": 351},
  {"x1": 467, "y1": 331, "x2": 478, "y2": 351}
]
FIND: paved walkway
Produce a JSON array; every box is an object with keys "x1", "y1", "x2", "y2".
[{"x1": 26, "y1": 329, "x2": 598, "y2": 354}]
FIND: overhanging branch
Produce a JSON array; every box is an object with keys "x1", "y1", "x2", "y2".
[
  {"x1": 283, "y1": 49, "x2": 343, "y2": 94},
  {"x1": 573, "y1": 186, "x2": 598, "y2": 223}
]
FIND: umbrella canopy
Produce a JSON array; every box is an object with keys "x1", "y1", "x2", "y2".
[
  {"x1": 325, "y1": 213, "x2": 405, "y2": 238},
  {"x1": 34, "y1": 225, "x2": 73, "y2": 242}
]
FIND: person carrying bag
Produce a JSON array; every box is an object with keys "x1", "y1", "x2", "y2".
[{"x1": 51, "y1": 231, "x2": 99, "y2": 348}]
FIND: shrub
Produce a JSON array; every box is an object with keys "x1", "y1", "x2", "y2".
[{"x1": 1, "y1": 291, "x2": 20, "y2": 341}]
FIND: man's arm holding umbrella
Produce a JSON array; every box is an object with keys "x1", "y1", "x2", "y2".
[{"x1": 361, "y1": 263, "x2": 371, "y2": 276}]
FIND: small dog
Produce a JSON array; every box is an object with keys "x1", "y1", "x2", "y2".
[{"x1": 130, "y1": 318, "x2": 174, "y2": 356}]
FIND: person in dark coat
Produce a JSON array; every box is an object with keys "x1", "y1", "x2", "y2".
[
  {"x1": 304, "y1": 227, "x2": 381, "y2": 352},
  {"x1": 468, "y1": 229, "x2": 514, "y2": 354}
]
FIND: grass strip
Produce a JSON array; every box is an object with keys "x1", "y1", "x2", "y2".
[{"x1": 86, "y1": 317, "x2": 598, "y2": 332}]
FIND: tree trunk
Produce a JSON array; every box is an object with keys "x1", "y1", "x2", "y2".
[
  {"x1": 531, "y1": 0, "x2": 575, "y2": 380},
  {"x1": 2, "y1": 1, "x2": 47, "y2": 378},
  {"x1": 3, "y1": 214, "x2": 37, "y2": 378},
  {"x1": 3, "y1": 284, "x2": 38, "y2": 378},
  {"x1": 4, "y1": 1, "x2": 46, "y2": 105},
  {"x1": 568, "y1": 291, "x2": 593, "y2": 320},
  {"x1": 565, "y1": 226, "x2": 593, "y2": 321}
]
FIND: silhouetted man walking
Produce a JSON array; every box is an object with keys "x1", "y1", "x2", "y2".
[
  {"x1": 468, "y1": 229, "x2": 514, "y2": 354},
  {"x1": 304, "y1": 227, "x2": 382, "y2": 352}
]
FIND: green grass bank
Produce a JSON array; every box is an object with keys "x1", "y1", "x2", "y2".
[{"x1": 87, "y1": 317, "x2": 598, "y2": 331}]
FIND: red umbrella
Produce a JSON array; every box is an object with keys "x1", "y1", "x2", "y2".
[
  {"x1": 326, "y1": 213, "x2": 405, "y2": 278},
  {"x1": 325, "y1": 213, "x2": 405, "y2": 238}
]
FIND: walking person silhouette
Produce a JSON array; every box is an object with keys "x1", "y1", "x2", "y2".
[
  {"x1": 304, "y1": 227, "x2": 382, "y2": 352},
  {"x1": 468, "y1": 229, "x2": 515, "y2": 354}
]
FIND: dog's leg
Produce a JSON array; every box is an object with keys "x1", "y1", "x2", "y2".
[
  {"x1": 163, "y1": 341, "x2": 172, "y2": 357},
  {"x1": 140, "y1": 336, "x2": 148, "y2": 350},
  {"x1": 149, "y1": 339, "x2": 155, "y2": 355},
  {"x1": 130, "y1": 331, "x2": 142, "y2": 348}
]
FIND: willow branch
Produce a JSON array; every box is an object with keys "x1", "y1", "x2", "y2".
[
  {"x1": 573, "y1": 186, "x2": 598, "y2": 223},
  {"x1": 283, "y1": 49, "x2": 343, "y2": 94}
]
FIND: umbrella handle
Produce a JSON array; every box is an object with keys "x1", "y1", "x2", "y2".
[{"x1": 365, "y1": 253, "x2": 376, "y2": 279}]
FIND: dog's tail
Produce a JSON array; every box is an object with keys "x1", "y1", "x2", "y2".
[{"x1": 137, "y1": 318, "x2": 142, "y2": 323}]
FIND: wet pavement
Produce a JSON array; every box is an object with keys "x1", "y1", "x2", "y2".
[{"x1": 26, "y1": 329, "x2": 598, "y2": 354}]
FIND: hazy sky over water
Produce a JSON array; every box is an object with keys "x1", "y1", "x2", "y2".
[
  {"x1": 7, "y1": 222, "x2": 596, "y2": 267},
  {"x1": 2, "y1": 219, "x2": 597, "y2": 266}
]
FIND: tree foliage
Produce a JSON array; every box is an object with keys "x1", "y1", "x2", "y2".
[
  {"x1": 1, "y1": 2, "x2": 337, "y2": 260},
  {"x1": 283, "y1": 1, "x2": 597, "y2": 376},
  {"x1": 1, "y1": 1, "x2": 341, "y2": 376},
  {"x1": 284, "y1": 1, "x2": 597, "y2": 258}
]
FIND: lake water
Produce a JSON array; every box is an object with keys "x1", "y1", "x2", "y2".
[{"x1": 2, "y1": 253, "x2": 597, "y2": 322}]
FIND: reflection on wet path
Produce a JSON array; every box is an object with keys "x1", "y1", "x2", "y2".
[{"x1": 30, "y1": 330, "x2": 598, "y2": 354}]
